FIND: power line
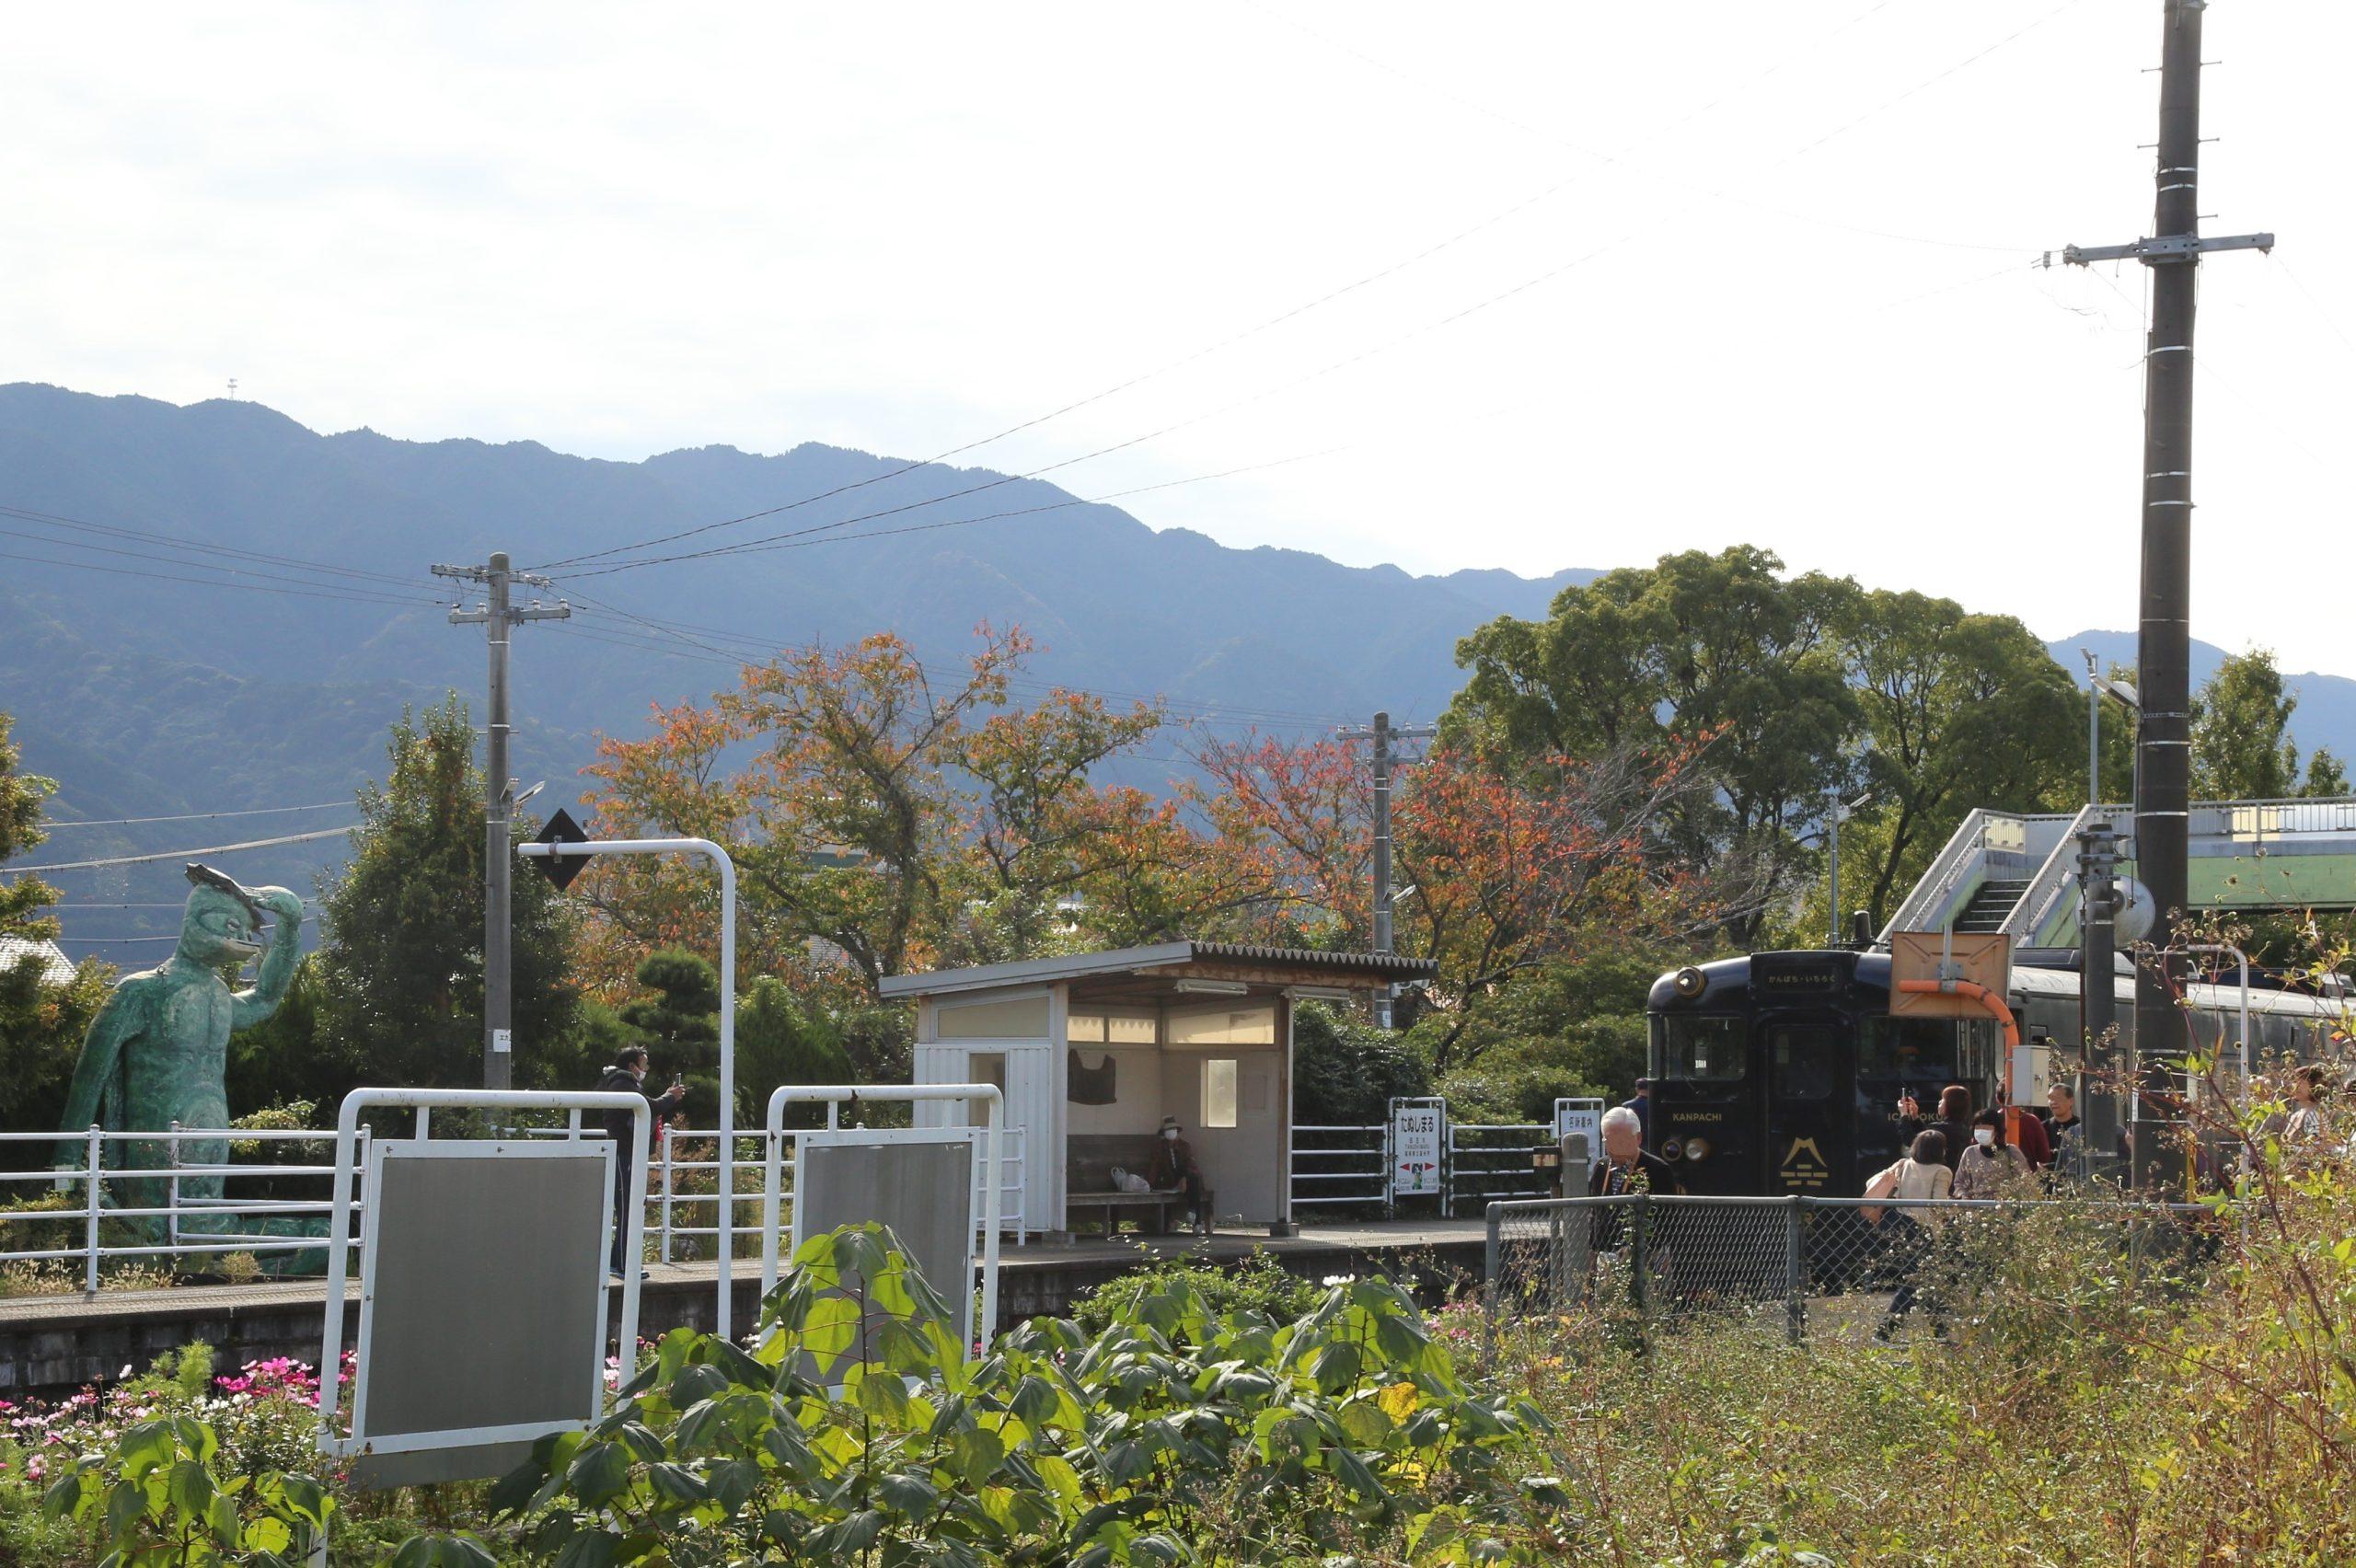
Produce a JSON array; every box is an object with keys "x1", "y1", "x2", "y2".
[
  {"x1": 533, "y1": 0, "x2": 2057, "y2": 580},
  {"x1": 0, "y1": 548, "x2": 449, "y2": 610},
  {"x1": 0, "y1": 502, "x2": 426, "y2": 591},
  {"x1": 40, "y1": 801, "x2": 351, "y2": 830},
  {"x1": 6, "y1": 826, "x2": 361, "y2": 874}
]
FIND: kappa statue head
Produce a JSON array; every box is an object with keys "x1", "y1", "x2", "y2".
[{"x1": 179, "y1": 863, "x2": 274, "y2": 967}]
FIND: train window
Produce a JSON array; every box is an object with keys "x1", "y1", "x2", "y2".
[
  {"x1": 1858, "y1": 1015, "x2": 1955, "y2": 1079},
  {"x1": 1767, "y1": 1023, "x2": 1837, "y2": 1100},
  {"x1": 1661, "y1": 1016, "x2": 1746, "y2": 1081}
]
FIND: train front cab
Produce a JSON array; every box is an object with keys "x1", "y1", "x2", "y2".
[{"x1": 1647, "y1": 951, "x2": 2004, "y2": 1197}]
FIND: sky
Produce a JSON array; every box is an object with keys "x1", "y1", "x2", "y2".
[{"x1": 5, "y1": 0, "x2": 2350, "y2": 676}]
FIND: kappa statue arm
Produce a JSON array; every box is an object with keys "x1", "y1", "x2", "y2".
[
  {"x1": 231, "y1": 886, "x2": 306, "y2": 1030},
  {"x1": 54, "y1": 982, "x2": 143, "y2": 1176}
]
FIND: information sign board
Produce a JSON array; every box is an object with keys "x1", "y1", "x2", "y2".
[{"x1": 1390, "y1": 1099, "x2": 1445, "y2": 1199}]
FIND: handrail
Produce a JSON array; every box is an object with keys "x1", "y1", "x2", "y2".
[{"x1": 1880, "y1": 808, "x2": 1990, "y2": 940}]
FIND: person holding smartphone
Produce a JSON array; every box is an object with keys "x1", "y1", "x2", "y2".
[{"x1": 595, "y1": 1047, "x2": 687, "y2": 1279}]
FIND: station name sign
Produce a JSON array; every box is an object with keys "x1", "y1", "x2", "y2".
[{"x1": 1750, "y1": 952, "x2": 1851, "y2": 994}]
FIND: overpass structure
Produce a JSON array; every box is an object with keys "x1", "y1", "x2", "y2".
[{"x1": 1883, "y1": 798, "x2": 2356, "y2": 951}]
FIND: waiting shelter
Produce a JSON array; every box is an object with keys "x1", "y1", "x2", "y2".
[{"x1": 882, "y1": 940, "x2": 1437, "y2": 1239}]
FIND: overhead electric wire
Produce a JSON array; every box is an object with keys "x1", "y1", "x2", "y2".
[
  {"x1": 0, "y1": 548, "x2": 450, "y2": 610},
  {"x1": 0, "y1": 502, "x2": 426, "y2": 591},
  {"x1": 40, "y1": 801, "x2": 351, "y2": 830},
  {"x1": 0, "y1": 525, "x2": 445, "y2": 606},
  {"x1": 533, "y1": 0, "x2": 2054, "y2": 580},
  {"x1": 6, "y1": 826, "x2": 361, "y2": 875}
]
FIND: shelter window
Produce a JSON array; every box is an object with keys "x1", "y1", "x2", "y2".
[
  {"x1": 936, "y1": 996, "x2": 1049, "y2": 1040},
  {"x1": 1167, "y1": 1003, "x2": 1277, "y2": 1047},
  {"x1": 1203, "y1": 1059, "x2": 1239, "y2": 1128},
  {"x1": 1068, "y1": 1012, "x2": 1156, "y2": 1044},
  {"x1": 1660, "y1": 1015, "x2": 1745, "y2": 1081}
]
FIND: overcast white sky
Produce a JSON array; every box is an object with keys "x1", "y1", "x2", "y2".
[{"x1": 6, "y1": 1, "x2": 2348, "y2": 675}]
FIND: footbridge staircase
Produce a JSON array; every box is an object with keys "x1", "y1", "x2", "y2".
[{"x1": 1881, "y1": 797, "x2": 2356, "y2": 951}]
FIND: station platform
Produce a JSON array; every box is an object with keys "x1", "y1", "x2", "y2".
[{"x1": 0, "y1": 1216, "x2": 1487, "y2": 1398}]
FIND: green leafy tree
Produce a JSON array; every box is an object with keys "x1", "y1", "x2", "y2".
[
  {"x1": 618, "y1": 948, "x2": 721, "y2": 1120},
  {"x1": 312, "y1": 698, "x2": 581, "y2": 1092},
  {"x1": 0, "y1": 711, "x2": 111, "y2": 1144},
  {"x1": 1448, "y1": 547, "x2": 1859, "y2": 941},
  {"x1": 1834, "y1": 591, "x2": 2082, "y2": 925},
  {"x1": 734, "y1": 974, "x2": 853, "y2": 1119},
  {"x1": 2191, "y1": 648, "x2": 2345, "y2": 800}
]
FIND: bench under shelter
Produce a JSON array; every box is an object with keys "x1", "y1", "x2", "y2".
[{"x1": 883, "y1": 940, "x2": 1437, "y2": 1241}]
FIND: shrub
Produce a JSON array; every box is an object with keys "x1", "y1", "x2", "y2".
[
  {"x1": 39, "y1": 1413, "x2": 331, "y2": 1564},
  {"x1": 1068, "y1": 1249, "x2": 1325, "y2": 1335},
  {"x1": 484, "y1": 1223, "x2": 1562, "y2": 1563}
]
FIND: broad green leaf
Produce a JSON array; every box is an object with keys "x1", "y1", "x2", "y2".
[
  {"x1": 243, "y1": 1516, "x2": 293, "y2": 1555},
  {"x1": 166, "y1": 1460, "x2": 214, "y2": 1519}
]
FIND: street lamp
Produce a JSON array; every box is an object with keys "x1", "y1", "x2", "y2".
[
  {"x1": 2081, "y1": 650, "x2": 2139, "y2": 809},
  {"x1": 1827, "y1": 789, "x2": 1872, "y2": 947}
]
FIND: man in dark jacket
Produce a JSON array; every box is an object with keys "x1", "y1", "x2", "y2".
[
  {"x1": 1589, "y1": 1105, "x2": 1681, "y2": 1253},
  {"x1": 598, "y1": 1047, "x2": 685, "y2": 1277}
]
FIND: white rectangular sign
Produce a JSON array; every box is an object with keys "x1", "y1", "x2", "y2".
[{"x1": 1391, "y1": 1101, "x2": 1443, "y2": 1197}]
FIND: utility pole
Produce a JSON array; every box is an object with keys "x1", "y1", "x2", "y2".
[
  {"x1": 434, "y1": 552, "x2": 569, "y2": 1089},
  {"x1": 1825, "y1": 789, "x2": 1870, "y2": 948},
  {"x1": 2052, "y1": 0, "x2": 2271, "y2": 1190},
  {"x1": 1339, "y1": 711, "x2": 1435, "y2": 1028}
]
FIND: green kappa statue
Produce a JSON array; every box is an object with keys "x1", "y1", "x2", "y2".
[{"x1": 54, "y1": 863, "x2": 312, "y2": 1264}]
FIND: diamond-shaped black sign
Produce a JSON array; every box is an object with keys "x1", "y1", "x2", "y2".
[{"x1": 532, "y1": 806, "x2": 595, "y2": 892}]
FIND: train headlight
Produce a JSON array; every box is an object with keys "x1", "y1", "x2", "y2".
[
  {"x1": 1660, "y1": 1136, "x2": 1683, "y2": 1160},
  {"x1": 1681, "y1": 1136, "x2": 1711, "y2": 1162},
  {"x1": 1671, "y1": 966, "x2": 1706, "y2": 998}
]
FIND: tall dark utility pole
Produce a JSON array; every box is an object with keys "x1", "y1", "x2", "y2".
[
  {"x1": 434, "y1": 553, "x2": 569, "y2": 1089},
  {"x1": 1339, "y1": 711, "x2": 1435, "y2": 1028},
  {"x1": 2055, "y1": 0, "x2": 2270, "y2": 1189}
]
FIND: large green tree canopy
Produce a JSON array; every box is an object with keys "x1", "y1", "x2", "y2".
[{"x1": 1447, "y1": 549, "x2": 2085, "y2": 940}]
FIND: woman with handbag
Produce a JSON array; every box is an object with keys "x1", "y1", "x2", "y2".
[{"x1": 1865, "y1": 1130, "x2": 1952, "y2": 1341}]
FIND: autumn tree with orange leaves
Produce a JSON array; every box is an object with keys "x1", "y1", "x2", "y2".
[
  {"x1": 573, "y1": 626, "x2": 1197, "y2": 1000},
  {"x1": 1196, "y1": 732, "x2": 1721, "y2": 1066}
]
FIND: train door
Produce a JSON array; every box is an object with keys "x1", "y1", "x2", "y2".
[
  {"x1": 1757, "y1": 1010, "x2": 1846, "y2": 1194},
  {"x1": 1651, "y1": 1013, "x2": 1752, "y2": 1195}
]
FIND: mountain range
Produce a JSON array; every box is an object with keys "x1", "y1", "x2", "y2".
[{"x1": 3, "y1": 383, "x2": 2349, "y2": 962}]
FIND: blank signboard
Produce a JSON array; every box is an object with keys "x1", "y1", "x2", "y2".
[
  {"x1": 793, "y1": 1131, "x2": 976, "y2": 1378},
  {"x1": 352, "y1": 1139, "x2": 611, "y2": 1483}
]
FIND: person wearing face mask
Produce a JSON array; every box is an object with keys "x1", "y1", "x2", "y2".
[
  {"x1": 1951, "y1": 1108, "x2": 2030, "y2": 1199},
  {"x1": 1149, "y1": 1115, "x2": 1207, "y2": 1224}
]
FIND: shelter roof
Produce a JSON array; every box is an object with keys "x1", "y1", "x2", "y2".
[{"x1": 878, "y1": 940, "x2": 1438, "y2": 1000}]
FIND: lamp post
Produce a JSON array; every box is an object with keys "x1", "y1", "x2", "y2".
[
  {"x1": 519, "y1": 835, "x2": 740, "y2": 1340},
  {"x1": 1826, "y1": 789, "x2": 1871, "y2": 947}
]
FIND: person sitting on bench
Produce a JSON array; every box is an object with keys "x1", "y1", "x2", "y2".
[{"x1": 1149, "y1": 1115, "x2": 1206, "y2": 1223}]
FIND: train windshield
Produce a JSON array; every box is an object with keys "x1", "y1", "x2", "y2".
[
  {"x1": 1856, "y1": 1014, "x2": 1958, "y2": 1080},
  {"x1": 1662, "y1": 1015, "x2": 1746, "y2": 1080}
]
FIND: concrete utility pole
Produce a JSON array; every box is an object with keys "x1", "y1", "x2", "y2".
[
  {"x1": 2052, "y1": 0, "x2": 2271, "y2": 1190},
  {"x1": 1339, "y1": 711, "x2": 1436, "y2": 1028},
  {"x1": 434, "y1": 553, "x2": 570, "y2": 1089}
]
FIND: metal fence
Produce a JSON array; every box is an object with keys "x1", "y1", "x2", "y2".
[
  {"x1": 1446, "y1": 1123, "x2": 1553, "y2": 1213},
  {"x1": 0, "y1": 1125, "x2": 362, "y2": 1292},
  {"x1": 646, "y1": 1124, "x2": 1029, "y2": 1260},
  {"x1": 1484, "y1": 1193, "x2": 2212, "y2": 1344},
  {"x1": 0, "y1": 1120, "x2": 1029, "y2": 1288},
  {"x1": 1288, "y1": 1124, "x2": 1389, "y2": 1211}
]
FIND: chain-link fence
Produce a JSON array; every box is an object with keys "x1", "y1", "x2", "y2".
[{"x1": 1484, "y1": 1193, "x2": 2217, "y2": 1345}]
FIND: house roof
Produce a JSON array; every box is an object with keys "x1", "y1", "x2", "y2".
[
  {"x1": 0, "y1": 935, "x2": 76, "y2": 987},
  {"x1": 878, "y1": 940, "x2": 1438, "y2": 1000}
]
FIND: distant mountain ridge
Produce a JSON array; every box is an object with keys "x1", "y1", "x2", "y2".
[
  {"x1": 6, "y1": 385, "x2": 2350, "y2": 963},
  {"x1": 0, "y1": 384, "x2": 1596, "y2": 953}
]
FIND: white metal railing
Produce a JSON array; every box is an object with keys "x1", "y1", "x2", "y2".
[
  {"x1": 1447, "y1": 1122, "x2": 1553, "y2": 1214},
  {"x1": 1288, "y1": 1124, "x2": 1388, "y2": 1210},
  {"x1": 2007, "y1": 802, "x2": 2103, "y2": 945},
  {"x1": 0, "y1": 1125, "x2": 365, "y2": 1294},
  {"x1": 645, "y1": 1124, "x2": 1029, "y2": 1259},
  {"x1": 2201, "y1": 796, "x2": 2356, "y2": 840}
]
